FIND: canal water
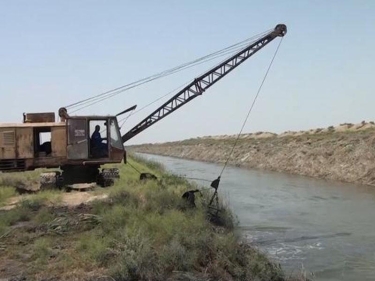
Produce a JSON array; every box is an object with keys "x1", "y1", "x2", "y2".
[{"x1": 137, "y1": 153, "x2": 375, "y2": 281}]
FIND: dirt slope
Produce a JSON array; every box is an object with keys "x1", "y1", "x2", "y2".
[{"x1": 130, "y1": 122, "x2": 375, "y2": 186}]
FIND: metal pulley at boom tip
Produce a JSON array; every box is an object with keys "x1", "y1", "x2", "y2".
[{"x1": 121, "y1": 24, "x2": 287, "y2": 143}]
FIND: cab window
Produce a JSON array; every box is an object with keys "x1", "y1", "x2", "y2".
[
  {"x1": 109, "y1": 119, "x2": 123, "y2": 149},
  {"x1": 89, "y1": 120, "x2": 108, "y2": 158}
]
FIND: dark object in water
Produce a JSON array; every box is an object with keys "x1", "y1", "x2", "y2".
[
  {"x1": 208, "y1": 176, "x2": 221, "y2": 207},
  {"x1": 182, "y1": 189, "x2": 201, "y2": 207},
  {"x1": 140, "y1": 172, "x2": 157, "y2": 181},
  {"x1": 210, "y1": 176, "x2": 221, "y2": 190}
]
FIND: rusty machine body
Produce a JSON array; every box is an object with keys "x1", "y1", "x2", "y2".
[
  {"x1": 0, "y1": 110, "x2": 125, "y2": 188},
  {"x1": 0, "y1": 24, "x2": 287, "y2": 189}
]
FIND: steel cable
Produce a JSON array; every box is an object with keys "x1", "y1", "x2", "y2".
[
  {"x1": 69, "y1": 42, "x2": 264, "y2": 113},
  {"x1": 65, "y1": 29, "x2": 272, "y2": 112},
  {"x1": 219, "y1": 37, "x2": 284, "y2": 177},
  {"x1": 117, "y1": 81, "x2": 190, "y2": 129}
]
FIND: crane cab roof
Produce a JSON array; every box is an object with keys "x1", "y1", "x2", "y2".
[
  {"x1": 68, "y1": 115, "x2": 116, "y2": 119},
  {"x1": 0, "y1": 111, "x2": 118, "y2": 129},
  {"x1": 0, "y1": 122, "x2": 66, "y2": 128}
]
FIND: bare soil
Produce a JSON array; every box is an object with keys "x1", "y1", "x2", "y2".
[
  {"x1": 0, "y1": 202, "x2": 105, "y2": 281},
  {"x1": 0, "y1": 191, "x2": 108, "y2": 211}
]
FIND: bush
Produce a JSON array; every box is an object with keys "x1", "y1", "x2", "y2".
[
  {"x1": 32, "y1": 237, "x2": 54, "y2": 265},
  {"x1": 0, "y1": 186, "x2": 17, "y2": 205}
]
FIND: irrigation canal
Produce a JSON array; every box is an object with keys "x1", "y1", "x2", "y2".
[{"x1": 137, "y1": 153, "x2": 375, "y2": 281}]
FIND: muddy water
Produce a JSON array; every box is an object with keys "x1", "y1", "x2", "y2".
[{"x1": 137, "y1": 153, "x2": 375, "y2": 281}]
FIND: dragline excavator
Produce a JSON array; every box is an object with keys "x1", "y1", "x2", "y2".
[{"x1": 0, "y1": 24, "x2": 286, "y2": 189}]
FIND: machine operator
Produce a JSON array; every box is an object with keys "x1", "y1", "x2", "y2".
[{"x1": 91, "y1": 125, "x2": 108, "y2": 157}]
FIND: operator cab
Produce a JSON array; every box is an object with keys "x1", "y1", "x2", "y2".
[
  {"x1": 88, "y1": 118, "x2": 123, "y2": 158},
  {"x1": 66, "y1": 116, "x2": 124, "y2": 162}
]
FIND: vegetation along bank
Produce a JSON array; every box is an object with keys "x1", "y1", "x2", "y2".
[{"x1": 0, "y1": 154, "x2": 307, "y2": 280}]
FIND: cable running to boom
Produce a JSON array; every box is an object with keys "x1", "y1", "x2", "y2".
[
  {"x1": 118, "y1": 81, "x2": 190, "y2": 129},
  {"x1": 68, "y1": 43, "x2": 253, "y2": 113},
  {"x1": 65, "y1": 29, "x2": 272, "y2": 113},
  {"x1": 208, "y1": 37, "x2": 284, "y2": 208}
]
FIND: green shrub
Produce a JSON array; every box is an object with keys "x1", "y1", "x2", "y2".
[
  {"x1": 33, "y1": 207, "x2": 56, "y2": 224},
  {"x1": 0, "y1": 186, "x2": 17, "y2": 205},
  {"x1": 32, "y1": 237, "x2": 54, "y2": 265}
]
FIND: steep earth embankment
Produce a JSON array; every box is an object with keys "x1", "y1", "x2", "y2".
[{"x1": 130, "y1": 122, "x2": 375, "y2": 186}]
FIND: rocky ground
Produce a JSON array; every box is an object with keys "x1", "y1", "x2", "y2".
[{"x1": 130, "y1": 121, "x2": 375, "y2": 186}]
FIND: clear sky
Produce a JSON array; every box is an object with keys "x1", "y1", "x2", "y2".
[{"x1": 1, "y1": 1, "x2": 374, "y2": 145}]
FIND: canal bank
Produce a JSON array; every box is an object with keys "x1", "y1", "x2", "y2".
[{"x1": 130, "y1": 125, "x2": 375, "y2": 186}]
